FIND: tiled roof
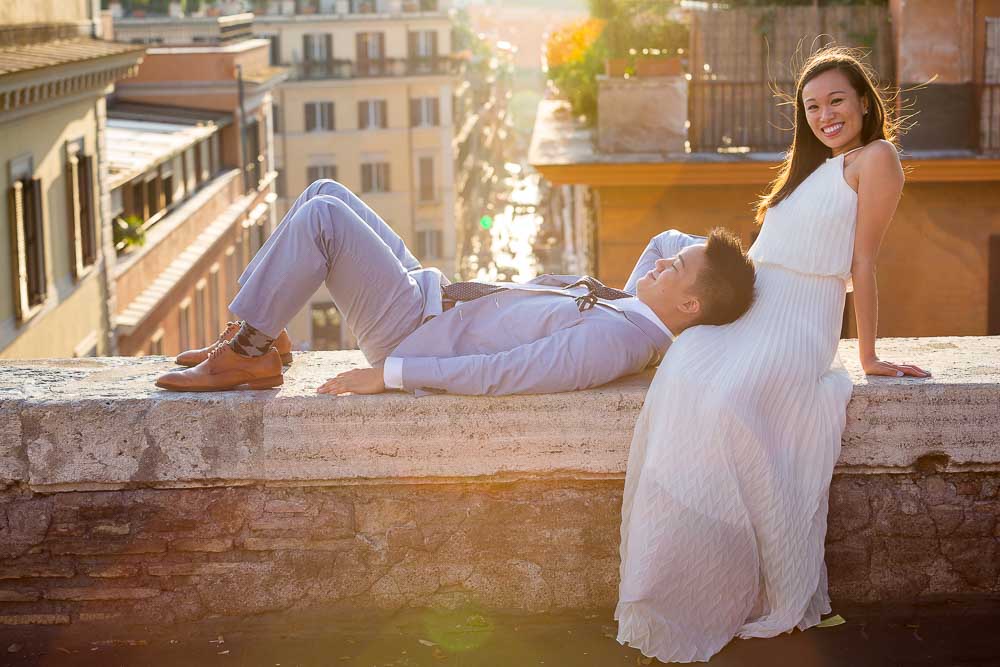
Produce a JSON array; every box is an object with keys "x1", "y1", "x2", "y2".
[{"x1": 0, "y1": 38, "x2": 145, "y2": 78}]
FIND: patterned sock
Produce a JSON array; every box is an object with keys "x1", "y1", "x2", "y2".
[{"x1": 229, "y1": 322, "x2": 275, "y2": 358}]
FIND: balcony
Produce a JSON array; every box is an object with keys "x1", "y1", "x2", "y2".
[
  {"x1": 265, "y1": 0, "x2": 444, "y2": 16},
  {"x1": 290, "y1": 56, "x2": 458, "y2": 81}
]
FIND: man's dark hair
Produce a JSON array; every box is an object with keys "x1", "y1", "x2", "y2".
[{"x1": 694, "y1": 228, "x2": 756, "y2": 326}]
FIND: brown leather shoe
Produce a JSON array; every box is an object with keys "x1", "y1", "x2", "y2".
[
  {"x1": 176, "y1": 324, "x2": 293, "y2": 367},
  {"x1": 156, "y1": 344, "x2": 283, "y2": 392}
]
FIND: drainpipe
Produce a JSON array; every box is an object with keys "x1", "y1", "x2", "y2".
[{"x1": 236, "y1": 64, "x2": 250, "y2": 194}]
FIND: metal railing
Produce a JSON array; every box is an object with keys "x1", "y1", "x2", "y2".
[
  {"x1": 687, "y1": 80, "x2": 794, "y2": 154},
  {"x1": 980, "y1": 84, "x2": 1000, "y2": 154},
  {"x1": 291, "y1": 56, "x2": 459, "y2": 81}
]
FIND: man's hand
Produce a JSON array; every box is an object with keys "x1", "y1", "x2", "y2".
[{"x1": 317, "y1": 367, "x2": 386, "y2": 396}]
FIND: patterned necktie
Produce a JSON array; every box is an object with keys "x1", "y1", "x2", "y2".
[
  {"x1": 442, "y1": 276, "x2": 631, "y2": 312},
  {"x1": 441, "y1": 281, "x2": 507, "y2": 302}
]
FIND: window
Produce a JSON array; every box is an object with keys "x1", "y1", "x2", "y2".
[
  {"x1": 149, "y1": 328, "x2": 164, "y2": 356},
  {"x1": 145, "y1": 173, "x2": 162, "y2": 219},
  {"x1": 303, "y1": 33, "x2": 332, "y2": 62},
  {"x1": 178, "y1": 298, "x2": 192, "y2": 352},
  {"x1": 305, "y1": 102, "x2": 335, "y2": 132},
  {"x1": 307, "y1": 165, "x2": 338, "y2": 182},
  {"x1": 410, "y1": 96, "x2": 440, "y2": 127},
  {"x1": 66, "y1": 142, "x2": 98, "y2": 279},
  {"x1": 185, "y1": 147, "x2": 197, "y2": 193},
  {"x1": 416, "y1": 229, "x2": 442, "y2": 259},
  {"x1": 418, "y1": 156, "x2": 435, "y2": 201},
  {"x1": 193, "y1": 142, "x2": 203, "y2": 187},
  {"x1": 243, "y1": 119, "x2": 262, "y2": 190},
  {"x1": 264, "y1": 33, "x2": 282, "y2": 66},
  {"x1": 358, "y1": 99, "x2": 387, "y2": 129},
  {"x1": 272, "y1": 103, "x2": 282, "y2": 134},
  {"x1": 161, "y1": 163, "x2": 174, "y2": 209},
  {"x1": 409, "y1": 30, "x2": 438, "y2": 57},
  {"x1": 210, "y1": 134, "x2": 221, "y2": 176},
  {"x1": 198, "y1": 140, "x2": 211, "y2": 182},
  {"x1": 355, "y1": 32, "x2": 385, "y2": 75},
  {"x1": 311, "y1": 302, "x2": 342, "y2": 350},
  {"x1": 7, "y1": 168, "x2": 47, "y2": 320},
  {"x1": 361, "y1": 162, "x2": 390, "y2": 193},
  {"x1": 407, "y1": 30, "x2": 438, "y2": 73}
]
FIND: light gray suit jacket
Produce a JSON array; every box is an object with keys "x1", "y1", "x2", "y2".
[{"x1": 389, "y1": 230, "x2": 704, "y2": 396}]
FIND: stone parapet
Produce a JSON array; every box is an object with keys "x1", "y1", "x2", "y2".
[{"x1": 0, "y1": 336, "x2": 997, "y2": 626}]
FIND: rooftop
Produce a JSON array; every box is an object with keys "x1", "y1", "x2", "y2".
[
  {"x1": 0, "y1": 37, "x2": 144, "y2": 79},
  {"x1": 106, "y1": 105, "x2": 229, "y2": 190}
]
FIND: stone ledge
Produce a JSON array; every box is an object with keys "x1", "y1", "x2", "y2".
[{"x1": 0, "y1": 336, "x2": 997, "y2": 490}]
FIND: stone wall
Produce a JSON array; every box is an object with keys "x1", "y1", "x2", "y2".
[
  {"x1": 0, "y1": 473, "x2": 997, "y2": 627},
  {"x1": 1, "y1": 337, "x2": 998, "y2": 626}
]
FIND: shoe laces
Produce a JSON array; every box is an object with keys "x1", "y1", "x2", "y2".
[{"x1": 208, "y1": 343, "x2": 231, "y2": 360}]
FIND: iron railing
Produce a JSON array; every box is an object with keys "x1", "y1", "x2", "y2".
[
  {"x1": 980, "y1": 84, "x2": 1000, "y2": 154},
  {"x1": 687, "y1": 80, "x2": 794, "y2": 154},
  {"x1": 291, "y1": 56, "x2": 459, "y2": 81}
]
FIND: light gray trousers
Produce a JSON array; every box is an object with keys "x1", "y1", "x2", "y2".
[{"x1": 229, "y1": 180, "x2": 428, "y2": 365}]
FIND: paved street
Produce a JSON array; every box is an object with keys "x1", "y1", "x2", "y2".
[{"x1": 3, "y1": 598, "x2": 999, "y2": 666}]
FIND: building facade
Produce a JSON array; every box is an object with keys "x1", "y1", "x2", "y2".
[
  {"x1": 0, "y1": 2, "x2": 144, "y2": 359},
  {"x1": 253, "y1": 0, "x2": 459, "y2": 350},
  {"x1": 108, "y1": 26, "x2": 285, "y2": 356}
]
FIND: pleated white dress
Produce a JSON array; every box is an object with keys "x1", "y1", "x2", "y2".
[{"x1": 616, "y1": 150, "x2": 860, "y2": 663}]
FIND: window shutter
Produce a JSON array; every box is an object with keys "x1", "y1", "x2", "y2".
[
  {"x1": 358, "y1": 100, "x2": 366, "y2": 129},
  {"x1": 382, "y1": 163, "x2": 390, "y2": 191},
  {"x1": 356, "y1": 33, "x2": 365, "y2": 62},
  {"x1": 431, "y1": 98, "x2": 440, "y2": 126},
  {"x1": 79, "y1": 155, "x2": 96, "y2": 267},
  {"x1": 375, "y1": 32, "x2": 385, "y2": 59},
  {"x1": 8, "y1": 181, "x2": 30, "y2": 320},
  {"x1": 323, "y1": 34, "x2": 333, "y2": 61},
  {"x1": 303, "y1": 34, "x2": 314, "y2": 61},
  {"x1": 325, "y1": 102, "x2": 334, "y2": 130},
  {"x1": 378, "y1": 100, "x2": 387, "y2": 128},
  {"x1": 25, "y1": 178, "x2": 47, "y2": 308},
  {"x1": 410, "y1": 98, "x2": 419, "y2": 127},
  {"x1": 407, "y1": 31, "x2": 417, "y2": 59},
  {"x1": 67, "y1": 154, "x2": 85, "y2": 279},
  {"x1": 305, "y1": 103, "x2": 316, "y2": 132},
  {"x1": 429, "y1": 31, "x2": 438, "y2": 57},
  {"x1": 361, "y1": 163, "x2": 372, "y2": 192}
]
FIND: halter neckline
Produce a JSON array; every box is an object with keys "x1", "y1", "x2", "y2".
[{"x1": 826, "y1": 145, "x2": 865, "y2": 161}]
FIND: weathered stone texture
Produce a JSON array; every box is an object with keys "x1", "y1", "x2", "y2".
[
  {"x1": 0, "y1": 339, "x2": 997, "y2": 489},
  {"x1": 0, "y1": 474, "x2": 995, "y2": 625}
]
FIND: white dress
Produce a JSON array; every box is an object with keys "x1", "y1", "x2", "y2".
[{"x1": 616, "y1": 150, "x2": 860, "y2": 663}]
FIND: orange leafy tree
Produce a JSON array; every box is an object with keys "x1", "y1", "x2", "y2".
[{"x1": 545, "y1": 18, "x2": 608, "y2": 122}]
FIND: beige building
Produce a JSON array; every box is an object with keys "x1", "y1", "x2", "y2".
[
  {"x1": 253, "y1": 0, "x2": 459, "y2": 350},
  {"x1": 0, "y1": 2, "x2": 144, "y2": 359}
]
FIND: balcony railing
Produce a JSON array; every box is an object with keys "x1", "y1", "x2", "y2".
[
  {"x1": 688, "y1": 80, "x2": 794, "y2": 154},
  {"x1": 980, "y1": 84, "x2": 1000, "y2": 154},
  {"x1": 690, "y1": 81, "x2": 1000, "y2": 155},
  {"x1": 291, "y1": 56, "x2": 459, "y2": 81}
]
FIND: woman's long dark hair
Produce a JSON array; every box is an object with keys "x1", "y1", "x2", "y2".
[{"x1": 755, "y1": 46, "x2": 900, "y2": 225}]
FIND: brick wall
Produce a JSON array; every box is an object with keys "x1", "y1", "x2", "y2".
[{"x1": 1, "y1": 473, "x2": 997, "y2": 627}]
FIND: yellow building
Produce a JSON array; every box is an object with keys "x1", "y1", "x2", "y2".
[
  {"x1": 253, "y1": 0, "x2": 459, "y2": 350},
  {"x1": 0, "y1": 2, "x2": 144, "y2": 359}
]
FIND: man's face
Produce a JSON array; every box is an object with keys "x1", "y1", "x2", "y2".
[{"x1": 636, "y1": 243, "x2": 707, "y2": 317}]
